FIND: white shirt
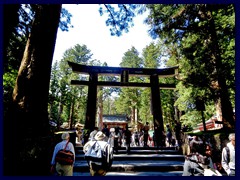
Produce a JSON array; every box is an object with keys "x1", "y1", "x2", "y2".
[
  {"x1": 51, "y1": 140, "x2": 75, "y2": 165},
  {"x1": 221, "y1": 142, "x2": 235, "y2": 175}
]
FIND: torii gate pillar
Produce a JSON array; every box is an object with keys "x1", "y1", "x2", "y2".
[
  {"x1": 150, "y1": 74, "x2": 164, "y2": 147},
  {"x1": 85, "y1": 73, "x2": 98, "y2": 132}
]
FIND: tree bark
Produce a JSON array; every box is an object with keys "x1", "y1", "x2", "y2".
[
  {"x1": 207, "y1": 6, "x2": 235, "y2": 131},
  {"x1": 97, "y1": 89, "x2": 104, "y2": 130},
  {"x1": 69, "y1": 97, "x2": 75, "y2": 129},
  {"x1": 5, "y1": 5, "x2": 62, "y2": 175}
]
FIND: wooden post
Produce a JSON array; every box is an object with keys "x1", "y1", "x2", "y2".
[
  {"x1": 196, "y1": 98, "x2": 207, "y2": 132},
  {"x1": 85, "y1": 73, "x2": 98, "y2": 133},
  {"x1": 121, "y1": 70, "x2": 129, "y2": 83},
  {"x1": 150, "y1": 74, "x2": 164, "y2": 147}
]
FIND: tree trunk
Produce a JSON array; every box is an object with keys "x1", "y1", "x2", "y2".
[
  {"x1": 131, "y1": 106, "x2": 135, "y2": 124},
  {"x1": 207, "y1": 6, "x2": 235, "y2": 131},
  {"x1": 69, "y1": 97, "x2": 75, "y2": 129},
  {"x1": 57, "y1": 101, "x2": 63, "y2": 130},
  {"x1": 4, "y1": 5, "x2": 62, "y2": 175},
  {"x1": 97, "y1": 103, "x2": 104, "y2": 130}
]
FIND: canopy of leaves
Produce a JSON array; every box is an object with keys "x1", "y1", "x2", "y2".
[
  {"x1": 99, "y1": 4, "x2": 146, "y2": 36},
  {"x1": 48, "y1": 44, "x2": 95, "y2": 126},
  {"x1": 145, "y1": 4, "x2": 235, "y2": 128}
]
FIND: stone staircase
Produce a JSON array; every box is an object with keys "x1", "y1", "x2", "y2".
[{"x1": 73, "y1": 146, "x2": 185, "y2": 176}]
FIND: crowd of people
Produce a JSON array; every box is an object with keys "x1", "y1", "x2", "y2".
[
  {"x1": 50, "y1": 122, "x2": 235, "y2": 176},
  {"x1": 76, "y1": 121, "x2": 185, "y2": 149},
  {"x1": 182, "y1": 133, "x2": 235, "y2": 176}
]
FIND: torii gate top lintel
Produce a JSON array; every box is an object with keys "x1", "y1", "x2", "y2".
[{"x1": 68, "y1": 61, "x2": 178, "y2": 78}]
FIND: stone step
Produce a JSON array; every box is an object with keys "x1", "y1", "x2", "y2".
[
  {"x1": 73, "y1": 160, "x2": 184, "y2": 172},
  {"x1": 73, "y1": 171, "x2": 183, "y2": 176},
  {"x1": 76, "y1": 153, "x2": 185, "y2": 161},
  {"x1": 73, "y1": 146, "x2": 184, "y2": 176},
  {"x1": 76, "y1": 148, "x2": 182, "y2": 155},
  {"x1": 75, "y1": 146, "x2": 178, "y2": 151}
]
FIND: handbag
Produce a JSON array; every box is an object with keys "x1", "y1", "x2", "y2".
[{"x1": 55, "y1": 141, "x2": 74, "y2": 165}]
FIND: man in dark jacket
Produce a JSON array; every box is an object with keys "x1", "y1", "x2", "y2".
[{"x1": 123, "y1": 125, "x2": 132, "y2": 154}]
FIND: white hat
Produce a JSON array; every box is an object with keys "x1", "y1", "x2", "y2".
[
  {"x1": 94, "y1": 131, "x2": 106, "y2": 141},
  {"x1": 110, "y1": 128, "x2": 115, "y2": 132}
]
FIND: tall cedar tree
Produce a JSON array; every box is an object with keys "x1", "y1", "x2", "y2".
[
  {"x1": 4, "y1": 5, "x2": 62, "y2": 175},
  {"x1": 146, "y1": 4, "x2": 235, "y2": 130}
]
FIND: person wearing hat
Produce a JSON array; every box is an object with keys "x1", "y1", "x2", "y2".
[
  {"x1": 89, "y1": 127, "x2": 99, "y2": 141},
  {"x1": 51, "y1": 132, "x2": 75, "y2": 176},
  {"x1": 83, "y1": 131, "x2": 113, "y2": 176}
]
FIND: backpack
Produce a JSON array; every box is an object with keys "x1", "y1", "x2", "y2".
[
  {"x1": 224, "y1": 146, "x2": 230, "y2": 163},
  {"x1": 85, "y1": 141, "x2": 113, "y2": 168},
  {"x1": 55, "y1": 141, "x2": 74, "y2": 165},
  {"x1": 84, "y1": 141, "x2": 105, "y2": 162}
]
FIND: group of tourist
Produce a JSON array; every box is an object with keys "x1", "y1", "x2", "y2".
[
  {"x1": 50, "y1": 123, "x2": 235, "y2": 177},
  {"x1": 75, "y1": 121, "x2": 185, "y2": 149},
  {"x1": 182, "y1": 133, "x2": 235, "y2": 176}
]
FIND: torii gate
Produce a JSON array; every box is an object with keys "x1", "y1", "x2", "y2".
[{"x1": 68, "y1": 61, "x2": 178, "y2": 144}]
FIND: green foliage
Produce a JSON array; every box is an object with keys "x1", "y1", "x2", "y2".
[
  {"x1": 99, "y1": 4, "x2": 146, "y2": 36},
  {"x1": 7, "y1": 3, "x2": 234, "y2": 133},
  {"x1": 146, "y1": 4, "x2": 235, "y2": 128},
  {"x1": 142, "y1": 42, "x2": 160, "y2": 68},
  {"x1": 48, "y1": 44, "x2": 94, "y2": 127},
  {"x1": 103, "y1": 96, "x2": 117, "y2": 115},
  {"x1": 139, "y1": 88, "x2": 152, "y2": 122},
  {"x1": 59, "y1": 7, "x2": 73, "y2": 31},
  {"x1": 114, "y1": 47, "x2": 143, "y2": 117},
  {"x1": 120, "y1": 46, "x2": 143, "y2": 68}
]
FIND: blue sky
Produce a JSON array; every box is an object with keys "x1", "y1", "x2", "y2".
[{"x1": 53, "y1": 4, "x2": 154, "y2": 67}]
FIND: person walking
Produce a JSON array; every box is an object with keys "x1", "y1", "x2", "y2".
[
  {"x1": 166, "y1": 124, "x2": 173, "y2": 147},
  {"x1": 174, "y1": 120, "x2": 182, "y2": 146},
  {"x1": 133, "y1": 131, "x2": 140, "y2": 146},
  {"x1": 102, "y1": 124, "x2": 110, "y2": 139},
  {"x1": 83, "y1": 131, "x2": 113, "y2": 176},
  {"x1": 190, "y1": 135, "x2": 203, "y2": 154},
  {"x1": 89, "y1": 127, "x2": 99, "y2": 141},
  {"x1": 50, "y1": 132, "x2": 75, "y2": 176},
  {"x1": 108, "y1": 128, "x2": 118, "y2": 153},
  {"x1": 123, "y1": 125, "x2": 132, "y2": 154},
  {"x1": 221, "y1": 133, "x2": 235, "y2": 176},
  {"x1": 143, "y1": 122, "x2": 149, "y2": 147}
]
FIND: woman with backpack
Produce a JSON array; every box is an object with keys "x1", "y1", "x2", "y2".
[{"x1": 83, "y1": 131, "x2": 113, "y2": 176}]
